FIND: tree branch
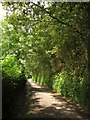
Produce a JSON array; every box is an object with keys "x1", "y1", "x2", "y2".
[{"x1": 31, "y1": 2, "x2": 83, "y2": 36}]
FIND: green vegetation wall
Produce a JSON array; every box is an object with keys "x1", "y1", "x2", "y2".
[
  {"x1": 2, "y1": 55, "x2": 26, "y2": 118},
  {"x1": 52, "y1": 69, "x2": 89, "y2": 108}
]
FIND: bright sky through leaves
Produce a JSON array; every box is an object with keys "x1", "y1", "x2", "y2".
[{"x1": 0, "y1": 3, "x2": 6, "y2": 21}]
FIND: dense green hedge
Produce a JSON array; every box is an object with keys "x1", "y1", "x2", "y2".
[
  {"x1": 52, "y1": 70, "x2": 90, "y2": 109},
  {"x1": 32, "y1": 69, "x2": 90, "y2": 109},
  {"x1": 32, "y1": 73, "x2": 52, "y2": 88},
  {"x1": 2, "y1": 55, "x2": 26, "y2": 118}
]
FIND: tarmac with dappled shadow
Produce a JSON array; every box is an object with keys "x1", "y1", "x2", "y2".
[{"x1": 11, "y1": 79, "x2": 90, "y2": 119}]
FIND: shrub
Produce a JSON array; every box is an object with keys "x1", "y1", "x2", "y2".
[
  {"x1": 52, "y1": 69, "x2": 89, "y2": 108},
  {"x1": 2, "y1": 55, "x2": 26, "y2": 118}
]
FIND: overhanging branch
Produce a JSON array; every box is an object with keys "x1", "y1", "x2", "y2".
[{"x1": 31, "y1": 2, "x2": 83, "y2": 36}]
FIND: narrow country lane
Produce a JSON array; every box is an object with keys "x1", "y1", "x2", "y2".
[{"x1": 11, "y1": 79, "x2": 90, "y2": 119}]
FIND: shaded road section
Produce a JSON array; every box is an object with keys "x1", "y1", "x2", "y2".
[{"x1": 11, "y1": 79, "x2": 90, "y2": 119}]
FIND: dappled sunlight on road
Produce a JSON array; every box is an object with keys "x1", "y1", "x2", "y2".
[
  {"x1": 23, "y1": 79, "x2": 87, "y2": 119},
  {"x1": 11, "y1": 79, "x2": 89, "y2": 119}
]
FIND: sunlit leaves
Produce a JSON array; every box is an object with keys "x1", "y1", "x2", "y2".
[{"x1": 2, "y1": 55, "x2": 22, "y2": 79}]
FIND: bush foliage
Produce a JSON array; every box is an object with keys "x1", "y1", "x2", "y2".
[{"x1": 2, "y1": 55, "x2": 26, "y2": 118}]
